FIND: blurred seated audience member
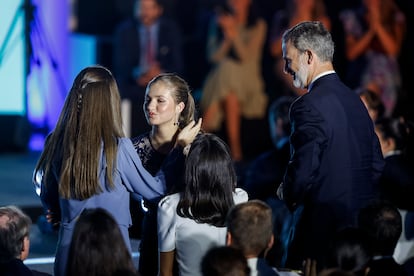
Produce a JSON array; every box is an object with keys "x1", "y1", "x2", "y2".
[
  {"x1": 200, "y1": 0, "x2": 268, "y2": 161},
  {"x1": 242, "y1": 96, "x2": 295, "y2": 268},
  {"x1": 66, "y1": 208, "x2": 138, "y2": 276},
  {"x1": 358, "y1": 88, "x2": 385, "y2": 122},
  {"x1": 242, "y1": 96, "x2": 295, "y2": 200},
  {"x1": 0, "y1": 205, "x2": 50, "y2": 276},
  {"x1": 357, "y1": 200, "x2": 407, "y2": 276},
  {"x1": 269, "y1": 0, "x2": 331, "y2": 98},
  {"x1": 374, "y1": 117, "x2": 414, "y2": 211},
  {"x1": 325, "y1": 227, "x2": 372, "y2": 276},
  {"x1": 201, "y1": 246, "x2": 250, "y2": 276},
  {"x1": 113, "y1": 0, "x2": 184, "y2": 137},
  {"x1": 226, "y1": 199, "x2": 300, "y2": 275},
  {"x1": 339, "y1": 0, "x2": 406, "y2": 117},
  {"x1": 374, "y1": 117, "x2": 414, "y2": 270}
]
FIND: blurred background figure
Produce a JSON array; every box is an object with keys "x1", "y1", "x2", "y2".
[
  {"x1": 340, "y1": 0, "x2": 406, "y2": 117},
  {"x1": 199, "y1": 0, "x2": 268, "y2": 161},
  {"x1": 358, "y1": 88, "x2": 386, "y2": 122},
  {"x1": 113, "y1": 0, "x2": 184, "y2": 137},
  {"x1": 357, "y1": 200, "x2": 408, "y2": 276},
  {"x1": 268, "y1": 0, "x2": 331, "y2": 98},
  {"x1": 66, "y1": 208, "x2": 138, "y2": 276},
  {"x1": 374, "y1": 116, "x2": 414, "y2": 272},
  {"x1": 374, "y1": 117, "x2": 414, "y2": 211},
  {"x1": 241, "y1": 96, "x2": 295, "y2": 268},
  {"x1": 242, "y1": 96, "x2": 294, "y2": 200}
]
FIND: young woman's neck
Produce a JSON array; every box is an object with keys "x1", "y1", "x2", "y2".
[{"x1": 151, "y1": 125, "x2": 179, "y2": 152}]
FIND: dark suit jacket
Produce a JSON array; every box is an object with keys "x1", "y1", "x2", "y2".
[
  {"x1": 0, "y1": 258, "x2": 51, "y2": 276},
  {"x1": 113, "y1": 17, "x2": 184, "y2": 101},
  {"x1": 283, "y1": 73, "x2": 384, "y2": 266}
]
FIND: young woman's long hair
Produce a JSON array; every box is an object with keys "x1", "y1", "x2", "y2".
[
  {"x1": 177, "y1": 133, "x2": 236, "y2": 227},
  {"x1": 33, "y1": 65, "x2": 124, "y2": 199}
]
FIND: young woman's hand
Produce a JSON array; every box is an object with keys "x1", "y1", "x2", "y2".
[{"x1": 176, "y1": 118, "x2": 202, "y2": 148}]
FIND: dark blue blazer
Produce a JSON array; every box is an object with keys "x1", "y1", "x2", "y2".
[
  {"x1": 113, "y1": 17, "x2": 184, "y2": 100},
  {"x1": 284, "y1": 73, "x2": 384, "y2": 220},
  {"x1": 282, "y1": 73, "x2": 384, "y2": 266}
]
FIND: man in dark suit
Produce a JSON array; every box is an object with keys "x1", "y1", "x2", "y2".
[
  {"x1": 113, "y1": 0, "x2": 184, "y2": 137},
  {"x1": 278, "y1": 21, "x2": 385, "y2": 271}
]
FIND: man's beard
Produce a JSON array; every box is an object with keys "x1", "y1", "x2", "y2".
[{"x1": 293, "y1": 58, "x2": 308, "y2": 89}]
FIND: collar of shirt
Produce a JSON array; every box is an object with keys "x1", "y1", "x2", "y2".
[
  {"x1": 308, "y1": 70, "x2": 336, "y2": 92},
  {"x1": 384, "y1": 150, "x2": 402, "y2": 158}
]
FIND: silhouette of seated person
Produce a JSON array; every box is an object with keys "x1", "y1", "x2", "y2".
[
  {"x1": 357, "y1": 200, "x2": 408, "y2": 275},
  {"x1": 374, "y1": 117, "x2": 414, "y2": 271},
  {"x1": 0, "y1": 205, "x2": 51, "y2": 276},
  {"x1": 66, "y1": 208, "x2": 138, "y2": 276},
  {"x1": 358, "y1": 88, "x2": 385, "y2": 122},
  {"x1": 201, "y1": 246, "x2": 250, "y2": 276},
  {"x1": 374, "y1": 117, "x2": 414, "y2": 211},
  {"x1": 242, "y1": 96, "x2": 296, "y2": 268},
  {"x1": 323, "y1": 227, "x2": 372, "y2": 276},
  {"x1": 113, "y1": 0, "x2": 184, "y2": 137},
  {"x1": 339, "y1": 0, "x2": 406, "y2": 117},
  {"x1": 200, "y1": 0, "x2": 268, "y2": 161}
]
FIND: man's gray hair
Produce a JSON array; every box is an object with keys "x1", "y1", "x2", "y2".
[{"x1": 282, "y1": 21, "x2": 334, "y2": 62}]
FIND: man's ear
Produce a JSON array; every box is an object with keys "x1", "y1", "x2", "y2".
[
  {"x1": 20, "y1": 236, "x2": 30, "y2": 260},
  {"x1": 268, "y1": 234, "x2": 274, "y2": 249},
  {"x1": 226, "y1": 232, "x2": 232, "y2": 246},
  {"x1": 307, "y1": 50, "x2": 313, "y2": 64}
]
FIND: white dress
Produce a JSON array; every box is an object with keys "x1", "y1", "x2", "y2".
[{"x1": 158, "y1": 188, "x2": 248, "y2": 276}]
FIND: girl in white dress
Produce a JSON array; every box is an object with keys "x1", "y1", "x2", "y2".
[{"x1": 157, "y1": 133, "x2": 248, "y2": 276}]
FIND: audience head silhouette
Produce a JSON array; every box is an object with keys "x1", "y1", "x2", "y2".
[
  {"x1": 66, "y1": 208, "x2": 137, "y2": 276},
  {"x1": 358, "y1": 200, "x2": 402, "y2": 256},
  {"x1": 201, "y1": 246, "x2": 250, "y2": 276},
  {"x1": 226, "y1": 199, "x2": 274, "y2": 258}
]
